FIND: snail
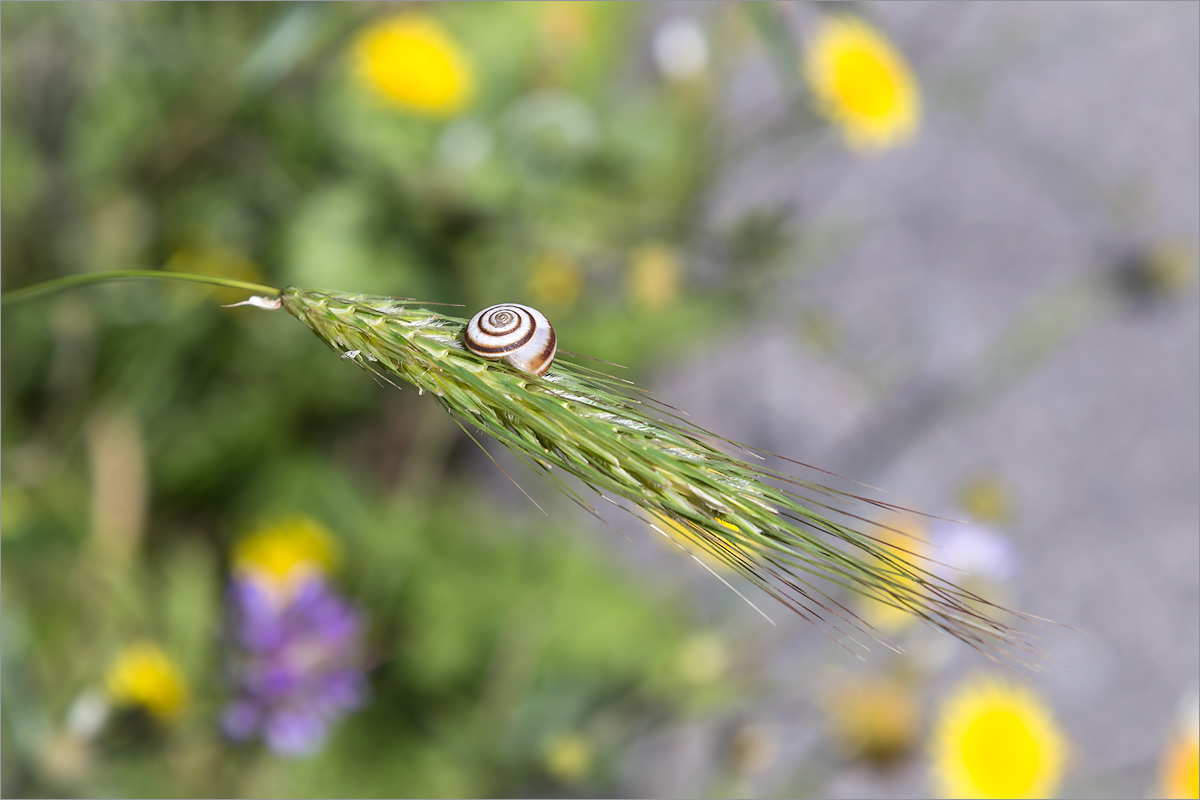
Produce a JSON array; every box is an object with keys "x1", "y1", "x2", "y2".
[{"x1": 464, "y1": 303, "x2": 557, "y2": 376}]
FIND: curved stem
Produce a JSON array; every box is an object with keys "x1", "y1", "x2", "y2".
[{"x1": 1, "y1": 270, "x2": 283, "y2": 307}]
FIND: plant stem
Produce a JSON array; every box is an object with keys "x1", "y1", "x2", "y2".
[{"x1": 1, "y1": 270, "x2": 282, "y2": 306}]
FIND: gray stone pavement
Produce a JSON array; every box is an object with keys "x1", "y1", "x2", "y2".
[{"x1": 622, "y1": 2, "x2": 1198, "y2": 796}]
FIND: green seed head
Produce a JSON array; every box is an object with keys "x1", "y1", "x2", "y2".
[{"x1": 283, "y1": 286, "x2": 1045, "y2": 665}]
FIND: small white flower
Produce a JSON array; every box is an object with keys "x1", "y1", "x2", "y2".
[
  {"x1": 437, "y1": 118, "x2": 493, "y2": 173},
  {"x1": 653, "y1": 18, "x2": 708, "y2": 82},
  {"x1": 66, "y1": 690, "x2": 110, "y2": 739}
]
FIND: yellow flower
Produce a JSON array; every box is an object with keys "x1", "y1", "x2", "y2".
[
  {"x1": 1160, "y1": 694, "x2": 1199, "y2": 800},
  {"x1": 234, "y1": 515, "x2": 339, "y2": 588},
  {"x1": 726, "y1": 723, "x2": 778, "y2": 777},
  {"x1": 627, "y1": 243, "x2": 682, "y2": 311},
  {"x1": 165, "y1": 245, "x2": 266, "y2": 306},
  {"x1": 527, "y1": 252, "x2": 585, "y2": 311},
  {"x1": 804, "y1": 15, "x2": 919, "y2": 152},
  {"x1": 931, "y1": 676, "x2": 1068, "y2": 799},
  {"x1": 539, "y1": 1, "x2": 594, "y2": 56},
  {"x1": 652, "y1": 513, "x2": 750, "y2": 574},
  {"x1": 674, "y1": 632, "x2": 729, "y2": 687},
  {"x1": 958, "y1": 473, "x2": 1015, "y2": 526},
  {"x1": 353, "y1": 13, "x2": 473, "y2": 117},
  {"x1": 859, "y1": 515, "x2": 929, "y2": 634},
  {"x1": 105, "y1": 641, "x2": 188, "y2": 723},
  {"x1": 1161, "y1": 731, "x2": 1200, "y2": 799},
  {"x1": 824, "y1": 674, "x2": 920, "y2": 764},
  {"x1": 542, "y1": 732, "x2": 593, "y2": 784}
]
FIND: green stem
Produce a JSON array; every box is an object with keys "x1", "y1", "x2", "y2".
[{"x1": 1, "y1": 270, "x2": 282, "y2": 306}]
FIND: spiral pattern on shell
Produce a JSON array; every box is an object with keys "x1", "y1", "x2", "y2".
[{"x1": 464, "y1": 303, "x2": 557, "y2": 376}]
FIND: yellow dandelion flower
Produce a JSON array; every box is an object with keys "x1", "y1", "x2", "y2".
[
  {"x1": 1160, "y1": 695, "x2": 1199, "y2": 800},
  {"x1": 234, "y1": 515, "x2": 339, "y2": 588},
  {"x1": 1161, "y1": 731, "x2": 1200, "y2": 799},
  {"x1": 931, "y1": 676, "x2": 1068, "y2": 799},
  {"x1": 353, "y1": 13, "x2": 473, "y2": 117},
  {"x1": 105, "y1": 641, "x2": 188, "y2": 723},
  {"x1": 804, "y1": 15, "x2": 919, "y2": 152}
]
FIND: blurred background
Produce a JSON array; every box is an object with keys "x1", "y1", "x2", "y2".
[{"x1": 2, "y1": 2, "x2": 1196, "y2": 798}]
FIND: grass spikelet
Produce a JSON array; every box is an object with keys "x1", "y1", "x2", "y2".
[{"x1": 282, "y1": 287, "x2": 1047, "y2": 665}]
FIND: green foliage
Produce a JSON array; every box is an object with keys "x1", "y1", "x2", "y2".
[{"x1": 0, "y1": 4, "x2": 771, "y2": 795}]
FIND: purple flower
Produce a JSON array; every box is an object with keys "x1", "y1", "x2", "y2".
[
  {"x1": 930, "y1": 521, "x2": 1018, "y2": 584},
  {"x1": 221, "y1": 572, "x2": 368, "y2": 757}
]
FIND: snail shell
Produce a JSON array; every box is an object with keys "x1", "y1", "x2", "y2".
[{"x1": 464, "y1": 303, "x2": 557, "y2": 376}]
